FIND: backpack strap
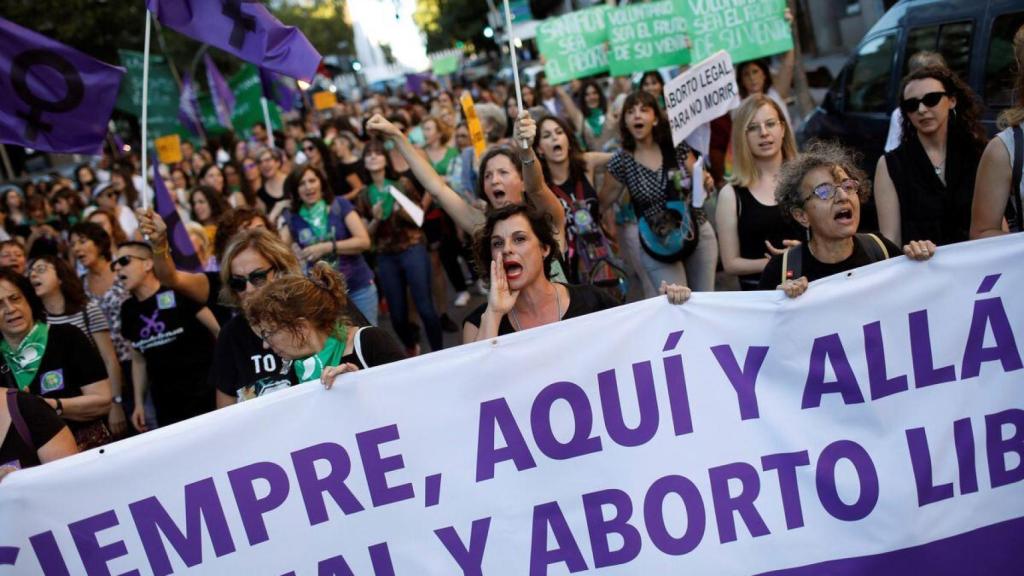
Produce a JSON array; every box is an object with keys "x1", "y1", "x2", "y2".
[
  {"x1": 1010, "y1": 126, "x2": 1023, "y2": 232},
  {"x1": 353, "y1": 327, "x2": 368, "y2": 369},
  {"x1": 857, "y1": 233, "x2": 890, "y2": 262},
  {"x1": 6, "y1": 389, "x2": 34, "y2": 453},
  {"x1": 782, "y1": 245, "x2": 802, "y2": 285}
]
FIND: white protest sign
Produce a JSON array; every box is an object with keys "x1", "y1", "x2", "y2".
[
  {"x1": 664, "y1": 50, "x2": 740, "y2": 146},
  {"x1": 389, "y1": 184, "x2": 424, "y2": 227},
  {"x1": 2, "y1": 236, "x2": 1023, "y2": 575}
]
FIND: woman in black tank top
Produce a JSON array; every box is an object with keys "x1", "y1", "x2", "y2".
[{"x1": 716, "y1": 96, "x2": 802, "y2": 290}]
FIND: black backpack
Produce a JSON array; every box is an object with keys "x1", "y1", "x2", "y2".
[{"x1": 781, "y1": 233, "x2": 889, "y2": 284}]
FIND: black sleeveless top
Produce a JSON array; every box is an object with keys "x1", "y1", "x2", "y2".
[
  {"x1": 883, "y1": 130, "x2": 981, "y2": 246},
  {"x1": 735, "y1": 186, "x2": 805, "y2": 290}
]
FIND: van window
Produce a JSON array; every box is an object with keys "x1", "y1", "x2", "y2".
[
  {"x1": 985, "y1": 12, "x2": 1024, "y2": 110},
  {"x1": 903, "y1": 21, "x2": 973, "y2": 81},
  {"x1": 845, "y1": 33, "x2": 897, "y2": 114}
]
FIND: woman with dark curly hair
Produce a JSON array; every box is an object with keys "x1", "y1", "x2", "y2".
[
  {"x1": 874, "y1": 65, "x2": 988, "y2": 246},
  {"x1": 462, "y1": 204, "x2": 689, "y2": 342},
  {"x1": 760, "y1": 142, "x2": 936, "y2": 297}
]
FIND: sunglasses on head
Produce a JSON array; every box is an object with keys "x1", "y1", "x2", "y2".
[
  {"x1": 228, "y1": 268, "x2": 272, "y2": 292},
  {"x1": 899, "y1": 91, "x2": 947, "y2": 114}
]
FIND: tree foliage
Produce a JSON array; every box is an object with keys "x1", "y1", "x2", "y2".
[{"x1": 414, "y1": 0, "x2": 493, "y2": 53}]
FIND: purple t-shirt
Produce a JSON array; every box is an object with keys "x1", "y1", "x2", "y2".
[{"x1": 287, "y1": 197, "x2": 373, "y2": 292}]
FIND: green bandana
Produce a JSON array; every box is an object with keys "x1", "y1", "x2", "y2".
[
  {"x1": 294, "y1": 324, "x2": 349, "y2": 383},
  {"x1": 368, "y1": 180, "x2": 396, "y2": 220},
  {"x1": 299, "y1": 199, "x2": 331, "y2": 240},
  {"x1": 0, "y1": 322, "x2": 49, "y2": 391},
  {"x1": 585, "y1": 109, "x2": 605, "y2": 138}
]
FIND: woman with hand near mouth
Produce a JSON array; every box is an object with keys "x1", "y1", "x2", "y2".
[
  {"x1": 29, "y1": 256, "x2": 126, "y2": 438},
  {"x1": 463, "y1": 204, "x2": 689, "y2": 342},
  {"x1": 716, "y1": 96, "x2": 804, "y2": 290},
  {"x1": 760, "y1": 142, "x2": 936, "y2": 297},
  {"x1": 874, "y1": 65, "x2": 987, "y2": 246},
  {"x1": 599, "y1": 91, "x2": 718, "y2": 297},
  {"x1": 244, "y1": 262, "x2": 405, "y2": 388},
  {"x1": 0, "y1": 269, "x2": 112, "y2": 448}
]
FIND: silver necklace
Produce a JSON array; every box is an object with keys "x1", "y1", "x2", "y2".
[{"x1": 510, "y1": 285, "x2": 562, "y2": 332}]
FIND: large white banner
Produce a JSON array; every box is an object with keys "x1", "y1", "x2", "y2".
[
  {"x1": 664, "y1": 50, "x2": 739, "y2": 146},
  {"x1": 2, "y1": 236, "x2": 1023, "y2": 575}
]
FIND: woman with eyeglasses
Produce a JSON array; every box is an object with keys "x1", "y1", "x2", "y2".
[
  {"x1": 245, "y1": 262, "x2": 406, "y2": 389},
  {"x1": 0, "y1": 269, "x2": 112, "y2": 447},
  {"x1": 279, "y1": 165, "x2": 377, "y2": 325},
  {"x1": 874, "y1": 65, "x2": 987, "y2": 246},
  {"x1": 716, "y1": 95, "x2": 804, "y2": 291},
  {"x1": 759, "y1": 142, "x2": 936, "y2": 297},
  {"x1": 29, "y1": 255, "x2": 126, "y2": 438}
]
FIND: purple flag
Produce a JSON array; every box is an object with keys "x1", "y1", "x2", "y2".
[
  {"x1": 0, "y1": 17, "x2": 125, "y2": 155},
  {"x1": 152, "y1": 160, "x2": 202, "y2": 272},
  {"x1": 147, "y1": 0, "x2": 321, "y2": 82},
  {"x1": 178, "y1": 72, "x2": 203, "y2": 136},
  {"x1": 259, "y1": 67, "x2": 295, "y2": 112},
  {"x1": 204, "y1": 54, "x2": 235, "y2": 129}
]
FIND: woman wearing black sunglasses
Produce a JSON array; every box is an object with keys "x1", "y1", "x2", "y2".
[
  {"x1": 874, "y1": 65, "x2": 987, "y2": 247},
  {"x1": 760, "y1": 142, "x2": 936, "y2": 297}
]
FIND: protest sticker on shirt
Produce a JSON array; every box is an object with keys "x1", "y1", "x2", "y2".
[
  {"x1": 536, "y1": 5, "x2": 610, "y2": 84},
  {"x1": 664, "y1": 50, "x2": 740, "y2": 145},
  {"x1": 156, "y1": 291, "x2": 177, "y2": 310},
  {"x1": 39, "y1": 369, "x2": 64, "y2": 394},
  {"x1": 606, "y1": 1, "x2": 691, "y2": 76},
  {"x1": 673, "y1": 0, "x2": 792, "y2": 63}
]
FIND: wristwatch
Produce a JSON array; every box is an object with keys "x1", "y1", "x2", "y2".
[
  {"x1": 112, "y1": 395, "x2": 123, "y2": 405},
  {"x1": 54, "y1": 397, "x2": 63, "y2": 416}
]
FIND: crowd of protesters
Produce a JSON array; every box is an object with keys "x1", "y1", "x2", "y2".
[{"x1": 1, "y1": 21, "x2": 1022, "y2": 480}]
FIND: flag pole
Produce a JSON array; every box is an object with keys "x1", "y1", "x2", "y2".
[
  {"x1": 0, "y1": 145, "x2": 13, "y2": 182},
  {"x1": 501, "y1": 0, "x2": 527, "y2": 150},
  {"x1": 140, "y1": 10, "x2": 152, "y2": 212},
  {"x1": 260, "y1": 97, "x2": 276, "y2": 149}
]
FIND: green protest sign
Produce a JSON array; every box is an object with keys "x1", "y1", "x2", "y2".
[
  {"x1": 431, "y1": 53, "x2": 460, "y2": 76},
  {"x1": 536, "y1": 5, "x2": 610, "y2": 84},
  {"x1": 116, "y1": 50, "x2": 181, "y2": 139},
  {"x1": 607, "y1": 1, "x2": 690, "y2": 76},
  {"x1": 673, "y1": 0, "x2": 792, "y2": 63},
  {"x1": 230, "y1": 64, "x2": 283, "y2": 137},
  {"x1": 198, "y1": 65, "x2": 282, "y2": 138}
]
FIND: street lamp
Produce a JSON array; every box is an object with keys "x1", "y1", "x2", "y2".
[{"x1": 483, "y1": 26, "x2": 494, "y2": 39}]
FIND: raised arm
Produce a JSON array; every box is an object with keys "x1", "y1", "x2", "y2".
[
  {"x1": 366, "y1": 114, "x2": 485, "y2": 234},
  {"x1": 774, "y1": 8, "x2": 796, "y2": 101},
  {"x1": 555, "y1": 85, "x2": 583, "y2": 132},
  {"x1": 136, "y1": 209, "x2": 211, "y2": 304},
  {"x1": 514, "y1": 112, "x2": 567, "y2": 251}
]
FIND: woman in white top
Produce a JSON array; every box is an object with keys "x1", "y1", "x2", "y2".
[{"x1": 971, "y1": 24, "x2": 1024, "y2": 239}]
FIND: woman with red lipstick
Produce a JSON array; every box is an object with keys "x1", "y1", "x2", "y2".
[
  {"x1": 760, "y1": 142, "x2": 936, "y2": 297},
  {"x1": 715, "y1": 96, "x2": 804, "y2": 290},
  {"x1": 874, "y1": 66, "x2": 987, "y2": 246},
  {"x1": 462, "y1": 205, "x2": 689, "y2": 342}
]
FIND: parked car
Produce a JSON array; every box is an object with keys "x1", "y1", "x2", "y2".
[{"x1": 799, "y1": 0, "x2": 1024, "y2": 171}]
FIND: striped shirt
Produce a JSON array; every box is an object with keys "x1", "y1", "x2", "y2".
[{"x1": 46, "y1": 301, "x2": 110, "y2": 343}]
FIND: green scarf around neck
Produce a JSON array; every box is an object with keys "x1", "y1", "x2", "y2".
[
  {"x1": 586, "y1": 109, "x2": 605, "y2": 138},
  {"x1": 299, "y1": 199, "x2": 331, "y2": 240},
  {"x1": 294, "y1": 324, "x2": 349, "y2": 383},
  {"x1": 368, "y1": 180, "x2": 396, "y2": 220},
  {"x1": 1, "y1": 322, "x2": 49, "y2": 391}
]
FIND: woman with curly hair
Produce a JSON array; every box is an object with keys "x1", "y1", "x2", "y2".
[
  {"x1": 760, "y1": 142, "x2": 936, "y2": 297},
  {"x1": 874, "y1": 65, "x2": 988, "y2": 246}
]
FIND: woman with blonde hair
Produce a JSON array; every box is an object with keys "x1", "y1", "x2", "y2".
[
  {"x1": 971, "y1": 23, "x2": 1024, "y2": 239},
  {"x1": 715, "y1": 95, "x2": 804, "y2": 290},
  {"x1": 245, "y1": 262, "x2": 406, "y2": 388}
]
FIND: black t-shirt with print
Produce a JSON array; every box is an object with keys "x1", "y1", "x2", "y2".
[
  {"x1": 758, "y1": 235, "x2": 901, "y2": 289},
  {"x1": 120, "y1": 288, "x2": 215, "y2": 425},
  {"x1": 204, "y1": 271, "x2": 234, "y2": 328},
  {"x1": 0, "y1": 391, "x2": 66, "y2": 470},
  {"x1": 0, "y1": 324, "x2": 107, "y2": 432},
  {"x1": 213, "y1": 314, "x2": 296, "y2": 402}
]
